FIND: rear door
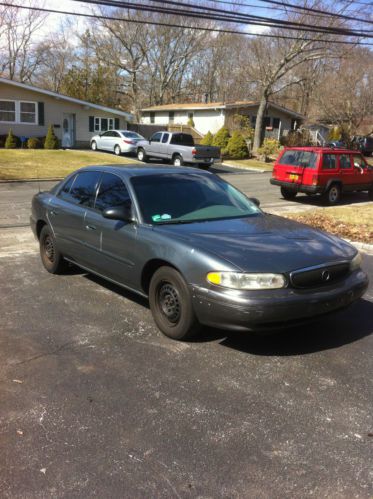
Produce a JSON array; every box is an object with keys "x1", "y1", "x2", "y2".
[{"x1": 48, "y1": 171, "x2": 101, "y2": 261}]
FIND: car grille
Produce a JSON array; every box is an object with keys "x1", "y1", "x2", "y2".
[{"x1": 289, "y1": 262, "x2": 350, "y2": 289}]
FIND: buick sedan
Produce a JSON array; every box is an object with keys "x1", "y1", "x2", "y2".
[{"x1": 31, "y1": 166, "x2": 368, "y2": 340}]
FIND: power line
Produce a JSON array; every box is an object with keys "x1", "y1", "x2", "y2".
[
  {"x1": 147, "y1": 0, "x2": 373, "y2": 26},
  {"x1": 71, "y1": 0, "x2": 373, "y2": 37},
  {"x1": 1, "y1": 2, "x2": 373, "y2": 45}
]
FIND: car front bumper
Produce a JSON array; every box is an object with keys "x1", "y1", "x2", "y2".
[
  {"x1": 190, "y1": 270, "x2": 368, "y2": 332},
  {"x1": 270, "y1": 178, "x2": 324, "y2": 194}
]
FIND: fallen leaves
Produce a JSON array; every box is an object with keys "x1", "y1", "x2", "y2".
[{"x1": 287, "y1": 213, "x2": 373, "y2": 244}]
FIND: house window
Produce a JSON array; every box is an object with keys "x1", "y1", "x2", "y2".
[
  {"x1": 150, "y1": 112, "x2": 155, "y2": 124},
  {"x1": 0, "y1": 100, "x2": 37, "y2": 124},
  {"x1": 273, "y1": 118, "x2": 280, "y2": 129},
  {"x1": 251, "y1": 116, "x2": 257, "y2": 128},
  {"x1": 94, "y1": 117, "x2": 114, "y2": 132},
  {"x1": 263, "y1": 117, "x2": 271, "y2": 128},
  {"x1": 169, "y1": 111, "x2": 175, "y2": 124},
  {"x1": 0, "y1": 100, "x2": 16, "y2": 122}
]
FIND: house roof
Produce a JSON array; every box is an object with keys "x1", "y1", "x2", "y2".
[
  {"x1": 141, "y1": 100, "x2": 304, "y2": 119},
  {"x1": 0, "y1": 77, "x2": 133, "y2": 121}
]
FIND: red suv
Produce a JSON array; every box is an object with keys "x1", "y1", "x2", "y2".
[{"x1": 270, "y1": 147, "x2": 373, "y2": 205}]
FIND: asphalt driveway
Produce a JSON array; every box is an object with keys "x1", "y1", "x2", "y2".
[{"x1": 0, "y1": 229, "x2": 373, "y2": 498}]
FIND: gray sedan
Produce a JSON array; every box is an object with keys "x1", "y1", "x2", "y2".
[
  {"x1": 30, "y1": 166, "x2": 368, "y2": 340},
  {"x1": 90, "y1": 130, "x2": 145, "y2": 155}
]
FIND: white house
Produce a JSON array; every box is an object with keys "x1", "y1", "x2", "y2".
[
  {"x1": 140, "y1": 101, "x2": 304, "y2": 138},
  {"x1": 0, "y1": 77, "x2": 133, "y2": 148}
]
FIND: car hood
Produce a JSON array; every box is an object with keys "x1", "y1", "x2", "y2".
[{"x1": 153, "y1": 214, "x2": 356, "y2": 273}]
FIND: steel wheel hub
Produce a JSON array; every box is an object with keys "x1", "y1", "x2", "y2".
[
  {"x1": 44, "y1": 236, "x2": 55, "y2": 262},
  {"x1": 159, "y1": 283, "x2": 181, "y2": 323}
]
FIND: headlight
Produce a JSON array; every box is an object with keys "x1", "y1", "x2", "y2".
[
  {"x1": 207, "y1": 272, "x2": 286, "y2": 290},
  {"x1": 350, "y1": 252, "x2": 362, "y2": 271}
]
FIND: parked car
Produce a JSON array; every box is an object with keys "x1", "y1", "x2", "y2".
[
  {"x1": 90, "y1": 130, "x2": 145, "y2": 155},
  {"x1": 352, "y1": 135, "x2": 373, "y2": 157},
  {"x1": 270, "y1": 147, "x2": 373, "y2": 204},
  {"x1": 136, "y1": 132, "x2": 220, "y2": 168},
  {"x1": 31, "y1": 165, "x2": 368, "y2": 340}
]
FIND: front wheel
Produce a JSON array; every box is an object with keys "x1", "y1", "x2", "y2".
[
  {"x1": 39, "y1": 225, "x2": 67, "y2": 274},
  {"x1": 114, "y1": 144, "x2": 121, "y2": 156},
  {"x1": 149, "y1": 267, "x2": 201, "y2": 340},
  {"x1": 324, "y1": 184, "x2": 341, "y2": 205},
  {"x1": 137, "y1": 148, "x2": 148, "y2": 162},
  {"x1": 280, "y1": 186, "x2": 297, "y2": 200},
  {"x1": 91, "y1": 141, "x2": 97, "y2": 151}
]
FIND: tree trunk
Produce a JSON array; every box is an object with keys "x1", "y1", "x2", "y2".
[{"x1": 253, "y1": 93, "x2": 268, "y2": 151}]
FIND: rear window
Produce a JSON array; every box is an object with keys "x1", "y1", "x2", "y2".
[
  {"x1": 170, "y1": 134, "x2": 194, "y2": 146},
  {"x1": 279, "y1": 150, "x2": 318, "y2": 169}
]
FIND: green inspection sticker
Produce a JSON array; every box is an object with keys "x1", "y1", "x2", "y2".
[{"x1": 152, "y1": 214, "x2": 172, "y2": 222}]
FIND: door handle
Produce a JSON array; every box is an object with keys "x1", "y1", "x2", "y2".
[
  {"x1": 85, "y1": 224, "x2": 97, "y2": 231},
  {"x1": 50, "y1": 210, "x2": 59, "y2": 216}
]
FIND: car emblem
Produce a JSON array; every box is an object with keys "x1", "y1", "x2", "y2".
[{"x1": 321, "y1": 270, "x2": 331, "y2": 282}]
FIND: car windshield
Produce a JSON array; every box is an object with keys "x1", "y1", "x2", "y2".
[
  {"x1": 121, "y1": 131, "x2": 143, "y2": 139},
  {"x1": 279, "y1": 150, "x2": 318, "y2": 168},
  {"x1": 131, "y1": 173, "x2": 261, "y2": 224}
]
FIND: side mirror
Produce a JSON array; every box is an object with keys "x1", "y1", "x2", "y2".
[
  {"x1": 102, "y1": 205, "x2": 134, "y2": 223},
  {"x1": 249, "y1": 197, "x2": 260, "y2": 207}
]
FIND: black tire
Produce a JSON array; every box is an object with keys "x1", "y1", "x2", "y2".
[
  {"x1": 173, "y1": 154, "x2": 184, "y2": 167},
  {"x1": 39, "y1": 225, "x2": 67, "y2": 274},
  {"x1": 114, "y1": 144, "x2": 121, "y2": 156},
  {"x1": 323, "y1": 184, "x2": 341, "y2": 205},
  {"x1": 149, "y1": 266, "x2": 201, "y2": 340},
  {"x1": 280, "y1": 186, "x2": 297, "y2": 200},
  {"x1": 137, "y1": 148, "x2": 148, "y2": 162},
  {"x1": 91, "y1": 141, "x2": 97, "y2": 151}
]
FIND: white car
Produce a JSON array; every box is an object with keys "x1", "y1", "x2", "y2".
[{"x1": 90, "y1": 130, "x2": 145, "y2": 155}]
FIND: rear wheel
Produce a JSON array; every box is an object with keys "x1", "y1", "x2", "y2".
[
  {"x1": 173, "y1": 154, "x2": 183, "y2": 167},
  {"x1": 324, "y1": 184, "x2": 341, "y2": 205},
  {"x1": 114, "y1": 144, "x2": 121, "y2": 156},
  {"x1": 137, "y1": 148, "x2": 148, "y2": 162},
  {"x1": 39, "y1": 225, "x2": 67, "y2": 274},
  {"x1": 149, "y1": 266, "x2": 200, "y2": 340},
  {"x1": 280, "y1": 186, "x2": 297, "y2": 200},
  {"x1": 91, "y1": 141, "x2": 97, "y2": 151}
]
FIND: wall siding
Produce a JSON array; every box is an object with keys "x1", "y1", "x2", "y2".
[{"x1": 0, "y1": 82, "x2": 127, "y2": 146}]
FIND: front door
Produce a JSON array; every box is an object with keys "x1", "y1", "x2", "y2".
[{"x1": 62, "y1": 113, "x2": 75, "y2": 148}]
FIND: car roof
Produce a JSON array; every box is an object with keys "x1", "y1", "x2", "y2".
[
  {"x1": 283, "y1": 146, "x2": 359, "y2": 154},
  {"x1": 76, "y1": 164, "x2": 212, "y2": 178}
]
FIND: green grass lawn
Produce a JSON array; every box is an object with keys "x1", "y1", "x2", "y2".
[
  {"x1": 223, "y1": 158, "x2": 274, "y2": 171},
  {"x1": 0, "y1": 149, "x2": 140, "y2": 180}
]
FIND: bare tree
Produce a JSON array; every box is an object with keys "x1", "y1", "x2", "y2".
[{"x1": 0, "y1": 0, "x2": 48, "y2": 82}]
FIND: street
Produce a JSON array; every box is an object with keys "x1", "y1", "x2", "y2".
[{"x1": 1, "y1": 167, "x2": 373, "y2": 498}]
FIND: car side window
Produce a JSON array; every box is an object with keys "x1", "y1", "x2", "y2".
[
  {"x1": 322, "y1": 154, "x2": 337, "y2": 170},
  {"x1": 68, "y1": 171, "x2": 102, "y2": 207},
  {"x1": 150, "y1": 132, "x2": 162, "y2": 143},
  {"x1": 59, "y1": 175, "x2": 76, "y2": 200},
  {"x1": 353, "y1": 155, "x2": 366, "y2": 169},
  {"x1": 101, "y1": 131, "x2": 112, "y2": 137},
  {"x1": 95, "y1": 173, "x2": 131, "y2": 212},
  {"x1": 162, "y1": 133, "x2": 169, "y2": 143},
  {"x1": 339, "y1": 154, "x2": 351, "y2": 169}
]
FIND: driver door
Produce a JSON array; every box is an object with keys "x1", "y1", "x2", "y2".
[{"x1": 147, "y1": 132, "x2": 162, "y2": 155}]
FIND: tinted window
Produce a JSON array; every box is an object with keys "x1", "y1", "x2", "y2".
[
  {"x1": 101, "y1": 131, "x2": 112, "y2": 137},
  {"x1": 340, "y1": 154, "x2": 351, "y2": 169},
  {"x1": 68, "y1": 171, "x2": 101, "y2": 207},
  {"x1": 162, "y1": 133, "x2": 169, "y2": 143},
  {"x1": 322, "y1": 154, "x2": 337, "y2": 170},
  {"x1": 59, "y1": 175, "x2": 76, "y2": 200},
  {"x1": 150, "y1": 132, "x2": 162, "y2": 143},
  {"x1": 122, "y1": 131, "x2": 143, "y2": 139},
  {"x1": 131, "y1": 173, "x2": 261, "y2": 224},
  {"x1": 95, "y1": 173, "x2": 131, "y2": 212},
  {"x1": 279, "y1": 150, "x2": 317, "y2": 168},
  {"x1": 170, "y1": 133, "x2": 194, "y2": 146}
]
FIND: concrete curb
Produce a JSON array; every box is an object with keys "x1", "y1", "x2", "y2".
[
  {"x1": 221, "y1": 162, "x2": 269, "y2": 173},
  {"x1": 0, "y1": 178, "x2": 63, "y2": 183}
]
